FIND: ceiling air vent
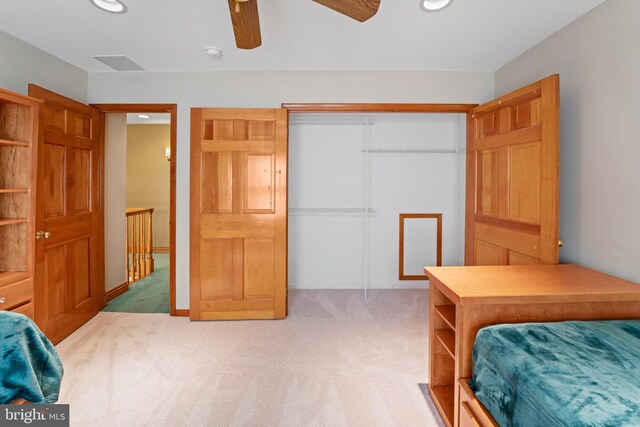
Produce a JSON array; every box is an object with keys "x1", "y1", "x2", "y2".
[{"x1": 93, "y1": 55, "x2": 145, "y2": 71}]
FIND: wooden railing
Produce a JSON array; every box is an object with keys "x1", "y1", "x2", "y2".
[{"x1": 126, "y1": 208, "x2": 154, "y2": 284}]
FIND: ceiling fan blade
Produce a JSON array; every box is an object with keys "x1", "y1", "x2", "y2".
[
  {"x1": 313, "y1": 0, "x2": 381, "y2": 22},
  {"x1": 227, "y1": 0, "x2": 262, "y2": 49}
]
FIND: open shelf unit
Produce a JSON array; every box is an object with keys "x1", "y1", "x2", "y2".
[
  {"x1": 430, "y1": 286, "x2": 457, "y2": 427},
  {"x1": 0, "y1": 88, "x2": 39, "y2": 317}
]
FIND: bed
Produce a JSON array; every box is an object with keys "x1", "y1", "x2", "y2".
[
  {"x1": 425, "y1": 265, "x2": 640, "y2": 427},
  {"x1": 469, "y1": 320, "x2": 640, "y2": 427},
  {"x1": 0, "y1": 311, "x2": 64, "y2": 404}
]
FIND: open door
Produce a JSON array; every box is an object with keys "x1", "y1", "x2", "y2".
[
  {"x1": 465, "y1": 75, "x2": 560, "y2": 265},
  {"x1": 29, "y1": 85, "x2": 104, "y2": 344},
  {"x1": 190, "y1": 108, "x2": 288, "y2": 320}
]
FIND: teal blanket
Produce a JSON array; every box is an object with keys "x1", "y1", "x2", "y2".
[
  {"x1": 470, "y1": 320, "x2": 640, "y2": 427},
  {"x1": 0, "y1": 311, "x2": 63, "y2": 404}
]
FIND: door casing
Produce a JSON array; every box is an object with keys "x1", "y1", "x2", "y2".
[{"x1": 92, "y1": 104, "x2": 179, "y2": 316}]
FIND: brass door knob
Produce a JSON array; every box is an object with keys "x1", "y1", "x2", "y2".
[
  {"x1": 558, "y1": 239, "x2": 564, "y2": 248},
  {"x1": 36, "y1": 231, "x2": 52, "y2": 240}
]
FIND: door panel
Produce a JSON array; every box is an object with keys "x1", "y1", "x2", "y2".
[
  {"x1": 477, "y1": 149, "x2": 498, "y2": 217},
  {"x1": 509, "y1": 142, "x2": 540, "y2": 223},
  {"x1": 191, "y1": 108, "x2": 287, "y2": 320},
  {"x1": 43, "y1": 105, "x2": 66, "y2": 133},
  {"x1": 245, "y1": 153, "x2": 274, "y2": 213},
  {"x1": 475, "y1": 241, "x2": 500, "y2": 266},
  {"x1": 508, "y1": 250, "x2": 539, "y2": 266},
  {"x1": 244, "y1": 238, "x2": 275, "y2": 299},
  {"x1": 466, "y1": 75, "x2": 560, "y2": 266},
  {"x1": 70, "y1": 148, "x2": 91, "y2": 214},
  {"x1": 70, "y1": 111, "x2": 92, "y2": 138},
  {"x1": 201, "y1": 152, "x2": 233, "y2": 213},
  {"x1": 200, "y1": 238, "x2": 236, "y2": 299},
  {"x1": 44, "y1": 245, "x2": 66, "y2": 319},
  {"x1": 29, "y1": 84, "x2": 103, "y2": 344},
  {"x1": 72, "y1": 238, "x2": 91, "y2": 304}
]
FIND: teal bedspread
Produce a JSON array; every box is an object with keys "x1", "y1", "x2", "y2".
[
  {"x1": 469, "y1": 320, "x2": 640, "y2": 427},
  {"x1": 0, "y1": 311, "x2": 63, "y2": 404}
]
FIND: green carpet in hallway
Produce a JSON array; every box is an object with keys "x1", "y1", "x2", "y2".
[{"x1": 103, "y1": 253, "x2": 169, "y2": 313}]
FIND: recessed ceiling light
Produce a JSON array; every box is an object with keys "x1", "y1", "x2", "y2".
[
  {"x1": 420, "y1": 0, "x2": 452, "y2": 12},
  {"x1": 138, "y1": 114, "x2": 150, "y2": 119},
  {"x1": 90, "y1": 0, "x2": 128, "y2": 14}
]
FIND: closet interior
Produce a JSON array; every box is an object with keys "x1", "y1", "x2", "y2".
[{"x1": 287, "y1": 112, "x2": 467, "y2": 293}]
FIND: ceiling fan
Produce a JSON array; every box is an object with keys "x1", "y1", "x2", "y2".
[{"x1": 228, "y1": 0, "x2": 381, "y2": 49}]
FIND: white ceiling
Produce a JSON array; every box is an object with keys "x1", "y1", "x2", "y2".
[{"x1": 0, "y1": 0, "x2": 605, "y2": 73}]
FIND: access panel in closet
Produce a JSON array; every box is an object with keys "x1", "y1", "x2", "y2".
[{"x1": 288, "y1": 113, "x2": 466, "y2": 291}]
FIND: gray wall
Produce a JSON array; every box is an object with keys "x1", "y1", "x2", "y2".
[
  {"x1": 89, "y1": 70, "x2": 494, "y2": 308},
  {"x1": 0, "y1": 30, "x2": 88, "y2": 102},
  {"x1": 495, "y1": 0, "x2": 640, "y2": 283}
]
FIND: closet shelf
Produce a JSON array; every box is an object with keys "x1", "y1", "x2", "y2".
[
  {"x1": 289, "y1": 208, "x2": 377, "y2": 216},
  {"x1": 362, "y1": 148, "x2": 465, "y2": 154}
]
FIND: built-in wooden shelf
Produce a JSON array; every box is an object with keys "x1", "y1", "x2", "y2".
[
  {"x1": 430, "y1": 287, "x2": 457, "y2": 427},
  {"x1": 0, "y1": 189, "x2": 28, "y2": 194},
  {"x1": 435, "y1": 304, "x2": 456, "y2": 331},
  {"x1": 0, "y1": 138, "x2": 29, "y2": 147},
  {"x1": 435, "y1": 329, "x2": 456, "y2": 359},
  {"x1": 430, "y1": 385, "x2": 455, "y2": 427},
  {"x1": 0, "y1": 218, "x2": 27, "y2": 226},
  {"x1": 0, "y1": 88, "x2": 38, "y2": 322}
]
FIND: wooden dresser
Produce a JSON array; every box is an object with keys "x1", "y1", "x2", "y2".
[
  {"x1": 424, "y1": 264, "x2": 640, "y2": 427},
  {"x1": 0, "y1": 88, "x2": 40, "y2": 320}
]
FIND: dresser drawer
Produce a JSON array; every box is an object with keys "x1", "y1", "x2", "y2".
[
  {"x1": 11, "y1": 301, "x2": 34, "y2": 319},
  {"x1": 458, "y1": 379, "x2": 497, "y2": 427},
  {"x1": 0, "y1": 277, "x2": 33, "y2": 311}
]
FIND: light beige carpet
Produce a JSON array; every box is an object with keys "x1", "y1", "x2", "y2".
[{"x1": 56, "y1": 289, "x2": 441, "y2": 427}]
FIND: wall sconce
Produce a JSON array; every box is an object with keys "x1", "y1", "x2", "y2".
[{"x1": 165, "y1": 147, "x2": 171, "y2": 162}]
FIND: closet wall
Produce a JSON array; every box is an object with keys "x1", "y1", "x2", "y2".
[{"x1": 289, "y1": 113, "x2": 466, "y2": 290}]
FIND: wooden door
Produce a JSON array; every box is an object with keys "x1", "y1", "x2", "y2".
[
  {"x1": 29, "y1": 85, "x2": 104, "y2": 344},
  {"x1": 465, "y1": 75, "x2": 560, "y2": 266},
  {"x1": 190, "y1": 109, "x2": 288, "y2": 320}
]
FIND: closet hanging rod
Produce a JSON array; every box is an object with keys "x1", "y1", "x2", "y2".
[
  {"x1": 289, "y1": 116, "x2": 376, "y2": 126},
  {"x1": 289, "y1": 120, "x2": 376, "y2": 126},
  {"x1": 361, "y1": 148, "x2": 466, "y2": 154},
  {"x1": 289, "y1": 208, "x2": 377, "y2": 216}
]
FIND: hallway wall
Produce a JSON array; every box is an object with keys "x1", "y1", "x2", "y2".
[{"x1": 127, "y1": 124, "x2": 171, "y2": 249}]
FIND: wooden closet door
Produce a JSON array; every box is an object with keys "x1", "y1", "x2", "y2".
[
  {"x1": 190, "y1": 109, "x2": 287, "y2": 320},
  {"x1": 465, "y1": 75, "x2": 560, "y2": 266},
  {"x1": 29, "y1": 85, "x2": 104, "y2": 344}
]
